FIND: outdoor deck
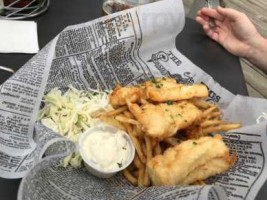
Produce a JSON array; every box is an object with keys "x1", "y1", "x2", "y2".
[{"x1": 183, "y1": 0, "x2": 267, "y2": 98}]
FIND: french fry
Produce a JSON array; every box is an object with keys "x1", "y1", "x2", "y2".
[
  {"x1": 138, "y1": 165, "x2": 145, "y2": 187},
  {"x1": 200, "y1": 120, "x2": 224, "y2": 128},
  {"x1": 221, "y1": 123, "x2": 242, "y2": 130},
  {"x1": 213, "y1": 116, "x2": 221, "y2": 120},
  {"x1": 145, "y1": 136, "x2": 152, "y2": 160},
  {"x1": 120, "y1": 112, "x2": 138, "y2": 137},
  {"x1": 193, "y1": 99, "x2": 213, "y2": 109},
  {"x1": 123, "y1": 122, "x2": 134, "y2": 136},
  {"x1": 134, "y1": 154, "x2": 142, "y2": 169},
  {"x1": 202, "y1": 123, "x2": 241, "y2": 135},
  {"x1": 123, "y1": 169, "x2": 138, "y2": 185},
  {"x1": 130, "y1": 125, "x2": 138, "y2": 137},
  {"x1": 99, "y1": 116, "x2": 126, "y2": 131},
  {"x1": 143, "y1": 167, "x2": 150, "y2": 187},
  {"x1": 163, "y1": 137, "x2": 179, "y2": 146},
  {"x1": 141, "y1": 98, "x2": 149, "y2": 105},
  {"x1": 133, "y1": 144, "x2": 145, "y2": 187},
  {"x1": 151, "y1": 138, "x2": 158, "y2": 149},
  {"x1": 203, "y1": 106, "x2": 218, "y2": 118},
  {"x1": 131, "y1": 125, "x2": 140, "y2": 137},
  {"x1": 154, "y1": 142, "x2": 162, "y2": 156},
  {"x1": 103, "y1": 106, "x2": 128, "y2": 117},
  {"x1": 123, "y1": 110, "x2": 134, "y2": 119},
  {"x1": 142, "y1": 141, "x2": 147, "y2": 157},
  {"x1": 115, "y1": 115, "x2": 140, "y2": 125},
  {"x1": 130, "y1": 134, "x2": 146, "y2": 164},
  {"x1": 206, "y1": 111, "x2": 221, "y2": 120},
  {"x1": 136, "y1": 125, "x2": 144, "y2": 138},
  {"x1": 143, "y1": 136, "x2": 152, "y2": 186}
]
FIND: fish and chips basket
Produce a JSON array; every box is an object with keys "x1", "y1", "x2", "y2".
[{"x1": 0, "y1": 0, "x2": 267, "y2": 199}]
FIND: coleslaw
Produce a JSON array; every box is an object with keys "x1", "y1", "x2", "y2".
[{"x1": 37, "y1": 85, "x2": 111, "y2": 168}]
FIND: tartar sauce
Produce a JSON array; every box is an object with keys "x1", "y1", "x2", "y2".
[{"x1": 81, "y1": 129, "x2": 131, "y2": 170}]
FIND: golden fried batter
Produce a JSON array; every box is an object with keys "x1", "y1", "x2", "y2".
[
  {"x1": 145, "y1": 78, "x2": 208, "y2": 102},
  {"x1": 147, "y1": 135, "x2": 236, "y2": 186},
  {"x1": 110, "y1": 85, "x2": 143, "y2": 106},
  {"x1": 128, "y1": 101, "x2": 202, "y2": 139}
]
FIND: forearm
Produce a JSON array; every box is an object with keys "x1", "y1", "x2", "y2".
[{"x1": 246, "y1": 34, "x2": 267, "y2": 73}]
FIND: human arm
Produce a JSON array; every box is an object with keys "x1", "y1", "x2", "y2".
[{"x1": 196, "y1": 6, "x2": 267, "y2": 73}]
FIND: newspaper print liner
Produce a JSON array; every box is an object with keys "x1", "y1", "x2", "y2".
[{"x1": 0, "y1": 0, "x2": 266, "y2": 199}]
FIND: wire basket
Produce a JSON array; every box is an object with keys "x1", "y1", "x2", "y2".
[{"x1": 0, "y1": 0, "x2": 50, "y2": 20}]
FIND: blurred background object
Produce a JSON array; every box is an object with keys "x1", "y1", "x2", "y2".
[
  {"x1": 0, "y1": 0, "x2": 49, "y2": 19},
  {"x1": 102, "y1": 0, "x2": 153, "y2": 15},
  {"x1": 0, "y1": 65, "x2": 14, "y2": 84},
  {"x1": 187, "y1": 0, "x2": 220, "y2": 18},
  {"x1": 0, "y1": 65, "x2": 14, "y2": 73}
]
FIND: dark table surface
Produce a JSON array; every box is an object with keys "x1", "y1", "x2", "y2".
[{"x1": 0, "y1": 0, "x2": 266, "y2": 199}]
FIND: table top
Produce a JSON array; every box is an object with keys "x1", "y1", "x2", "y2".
[{"x1": 0, "y1": 0, "x2": 266, "y2": 199}]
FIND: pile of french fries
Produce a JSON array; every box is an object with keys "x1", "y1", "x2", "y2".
[{"x1": 98, "y1": 98, "x2": 241, "y2": 187}]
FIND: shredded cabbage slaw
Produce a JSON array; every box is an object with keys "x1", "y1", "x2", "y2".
[{"x1": 37, "y1": 85, "x2": 111, "y2": 168}]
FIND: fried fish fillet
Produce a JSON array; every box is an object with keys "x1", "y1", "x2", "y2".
[
  {"x1": 128, "y1": 101, "x2": 202, "y2": 139},
  {"x1": 147, "y1": 135, "x2": 236, "y2": 186},
  {"x1": 110, "y1": 85, "x2": 143, "y2": 106},
  {"x1": 145, "y1": 78, "x2": 208, "y2": 102}
]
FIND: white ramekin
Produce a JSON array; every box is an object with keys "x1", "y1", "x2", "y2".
[{"x1": 79, "y1": 124, "x2": 135, "y2": 178}]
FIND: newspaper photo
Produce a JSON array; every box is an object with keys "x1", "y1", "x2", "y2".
[{"x1": 0, "y1": 0, "x2": 266, "y2": 199}]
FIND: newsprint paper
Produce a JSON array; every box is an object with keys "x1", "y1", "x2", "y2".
[{"x1": 0, "y1": 0, "x2": 266, "y2": 199}]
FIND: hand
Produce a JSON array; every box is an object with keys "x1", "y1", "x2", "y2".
[
  {"x1": 196, "y1": 6, "x2": 260, "y2": 57},
  {"x1": 196, "y1": 6, "x2": 267, "y2": 73}
]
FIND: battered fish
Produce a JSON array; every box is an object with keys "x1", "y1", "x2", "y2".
[
  {"x1": 145, "y1": 78, "x2": 208, "y2": 102},
  {"x1": 110, "y1": 85, "x2": 143, "y2": 106},
  {"x1": 128, "y1": 101, "x2": 202, "y2": 139},
  {"x1": 147, "y1": 135, "x2": 236, "y2": 186}
]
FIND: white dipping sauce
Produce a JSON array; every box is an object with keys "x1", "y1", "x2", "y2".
[{"x1": 81, "y1": 129, "x2": 131, "y2": 171}]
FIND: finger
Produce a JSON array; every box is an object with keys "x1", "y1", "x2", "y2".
[
  {"x1": 216, "y1": 6, "x2": 244, "y2": 21},
  {"x1": 210, "y1": 32, "x2": 219, "y2": 42},
  {"x1": 196, "y1": 16, "x2": 208, "y2": 27},
  {"x1": 200, "y1": 7, "x2": 225, "y2": 21},
  {"x1": 197, "y1": 10, "x2": 215, "y2": 22},
  {"x1": 197, "y1": 16, "x2": 221, "y2": 30},
  {"x1": 196, "y1": 13, "x2": 210, "y2": 22},
  {"x1": 203, "y1": 24, "x2": 219, "y2": 42},
  {"x1": 203, "y1": 24, "x2": 211, "y2": 36}
]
